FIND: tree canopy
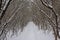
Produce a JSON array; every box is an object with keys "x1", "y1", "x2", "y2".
[{"x1": 0, "y1": 0, "x2": 60, "y2": 40}]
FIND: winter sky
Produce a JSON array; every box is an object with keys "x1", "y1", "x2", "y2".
[{"x1": 7, "y1": 21, "x2": 55, "y2": 40}]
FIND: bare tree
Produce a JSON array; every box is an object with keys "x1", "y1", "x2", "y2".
[{"x1": 0, "y1": 0, "x2": 60, "y2": 40}]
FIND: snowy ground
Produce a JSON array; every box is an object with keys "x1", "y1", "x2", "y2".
[{"x1": 7, "y1": 21, "x2": 54, "y2": 40}]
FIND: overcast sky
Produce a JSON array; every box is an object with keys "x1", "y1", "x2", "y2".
[{"x1": 7, "y1": 21, "x2": 55, "y2": 40}]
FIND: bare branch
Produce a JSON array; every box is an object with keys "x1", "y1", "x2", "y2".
[
  {"x1": 0, "y1": 0, "x2": 12, "y2": 20},
  {"x1": 40, "y1": 0, "x2": 60, "y2": 39},
  {"x1": 31, "y1": 1, "x2": 56, "y2": 26},
  {"x1": 0, "y1": 2, "x2": 29, "y2": 37},
  {"x1": 40, "y1": 0, "x2": 53, "y2": 9}
]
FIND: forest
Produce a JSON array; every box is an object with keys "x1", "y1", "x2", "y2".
[{"x1": 0, "y1": 0, "x2": 60, "y2": 40}]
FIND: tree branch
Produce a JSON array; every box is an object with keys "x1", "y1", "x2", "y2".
[
  {"x1": 31, "y1": 1, "x2": 56, "y2": 26},
  {"x1": 40, "y1": 0, "x2": 60, "y2": 39},
  {"x1": 40, "y1": 0, "x2": 53, "y2": 9},
  {"x1": 0, "y1": 2, "x2": 28, "y2": 37},
  {"x1": 0, "y1": 0, "x2": 12, "y2": 20}
]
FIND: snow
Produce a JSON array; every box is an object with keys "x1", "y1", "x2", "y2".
[{"x1": 7, "y1": 21, "x2": 54, "y2": 40}]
